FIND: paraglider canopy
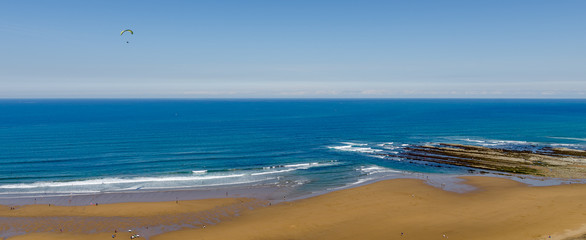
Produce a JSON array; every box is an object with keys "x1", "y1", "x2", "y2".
[{"x1": 120, "y1": 29, "x2": 133, "y2": 35}]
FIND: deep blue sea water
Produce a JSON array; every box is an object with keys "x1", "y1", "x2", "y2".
[{"x1": 1, "y1": 99, "x2": 585, "y2": 198}]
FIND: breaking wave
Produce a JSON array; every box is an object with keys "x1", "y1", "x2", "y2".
[{"x1": 0, "y1": 161, "x2": 338, "y2": 195}]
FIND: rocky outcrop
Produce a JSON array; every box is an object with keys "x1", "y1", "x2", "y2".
[{"x1": 391, "y1": 143, "x2": 586, "y2": 178}]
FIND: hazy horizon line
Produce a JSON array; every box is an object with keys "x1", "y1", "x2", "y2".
[{"x1": 1, "y1": 97, "x2": 585, "y2": 100}]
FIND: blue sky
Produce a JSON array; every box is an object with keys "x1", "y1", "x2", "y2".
[{"x1": 1, "y1": 0, "x2": 585, "y2": 98}]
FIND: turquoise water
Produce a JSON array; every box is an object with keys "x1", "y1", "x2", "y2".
[{"x1": 1, "y1": 99, "x2": 585, "y2": 197}]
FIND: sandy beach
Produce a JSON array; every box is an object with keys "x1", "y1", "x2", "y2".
[{"x1": 3, "y1": 176, "x2": 586, "y2": 240}]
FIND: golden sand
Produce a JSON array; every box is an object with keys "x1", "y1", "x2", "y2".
[{"x1": 4, "y1": 177, "x2": 586, "y2": 240}]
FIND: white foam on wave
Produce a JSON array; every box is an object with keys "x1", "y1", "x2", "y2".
[
  {"x1": 327, "y1": 177, "x2": 376, "y2": 191},
  {"x1": 456, "y1": 138, "x2": 532, "y2": 148},
  {"x1": 459, "y1": 138, "x2": 528, "y2": 145},
  {"x1": 550, "y1": 143, "x2": 583, "y2": 148},
  {"x1": 0, "y1": 174, "x2": 247, "y2": 189},
  {"x1": 489, "y1": 140, "x2": 528, "y2": 145},
  {"x1": 459, "y1": 138, "x2": 486, "y2": 143},
  {"x1": 284, "y1": 162, "x2": 319, "y2": 168},
  {"x1": 327, "y1": 142, "x2": 409, "y2": 159},
  {"x1": 346, "y1": 177, "x2": 375, "y2": 187},
  {"x1": 254, "y1": 161, "x2": 338, "y2": 176},
  {"x1": 548, "y1": 137, "x2": 586, "y2": 142},
  {"x1": 123, "y1": 178, "x2": 279, "y2": 190},
  {"x1": 376, "y1": 142, "x2": 402, "y2": 151},
  {"x1": 0, "y1": 161, "x2": 339, "y2": 194},
  {"x1": 324, "y1": 165, "x2": 402, "y2": 191},
  {"x1": 328, "y1": 145, "x2": 383, "y2": 154},
  {"x1": 456, "y1": 137, "x2": 586, "y2": 150},
  {"x1": 358, "y1": 165, "x2": 401, "y2": 175},
  {"x1": 0, "y1": 190, "x2": 102, "y2": 195},
  {"x1": 340, "y1": 142, "x2": 368, "y2": 146},
  {"x1": 251, "y1": 169, "x2": 297, "y2": 176}
]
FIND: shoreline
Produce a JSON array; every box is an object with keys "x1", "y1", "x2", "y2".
[
  {"x1": 2, "y1": 170, "x2": 584, "y2": 207},
  {"x1": 0, "y1": 183, "x2": 286, "y2": 207},
  {"x1": 3, "y1": 175, "x2": 586, "y2": 240}
]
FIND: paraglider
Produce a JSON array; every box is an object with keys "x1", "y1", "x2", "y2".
[
  {"x1": 120, "y1": 29, "x2": 133, "y2": 43},
  {"x1": 120, "y1": 29, "x2": 133, "y2": 35}
]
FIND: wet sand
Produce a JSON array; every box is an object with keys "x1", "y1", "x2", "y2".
[{"x1": 3, "y1": 176, "x2": 586, "y2": 240}]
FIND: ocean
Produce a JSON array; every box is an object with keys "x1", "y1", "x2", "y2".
[{"x1": 1, "y1": 99, "x2": 585, "y2": 200}]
